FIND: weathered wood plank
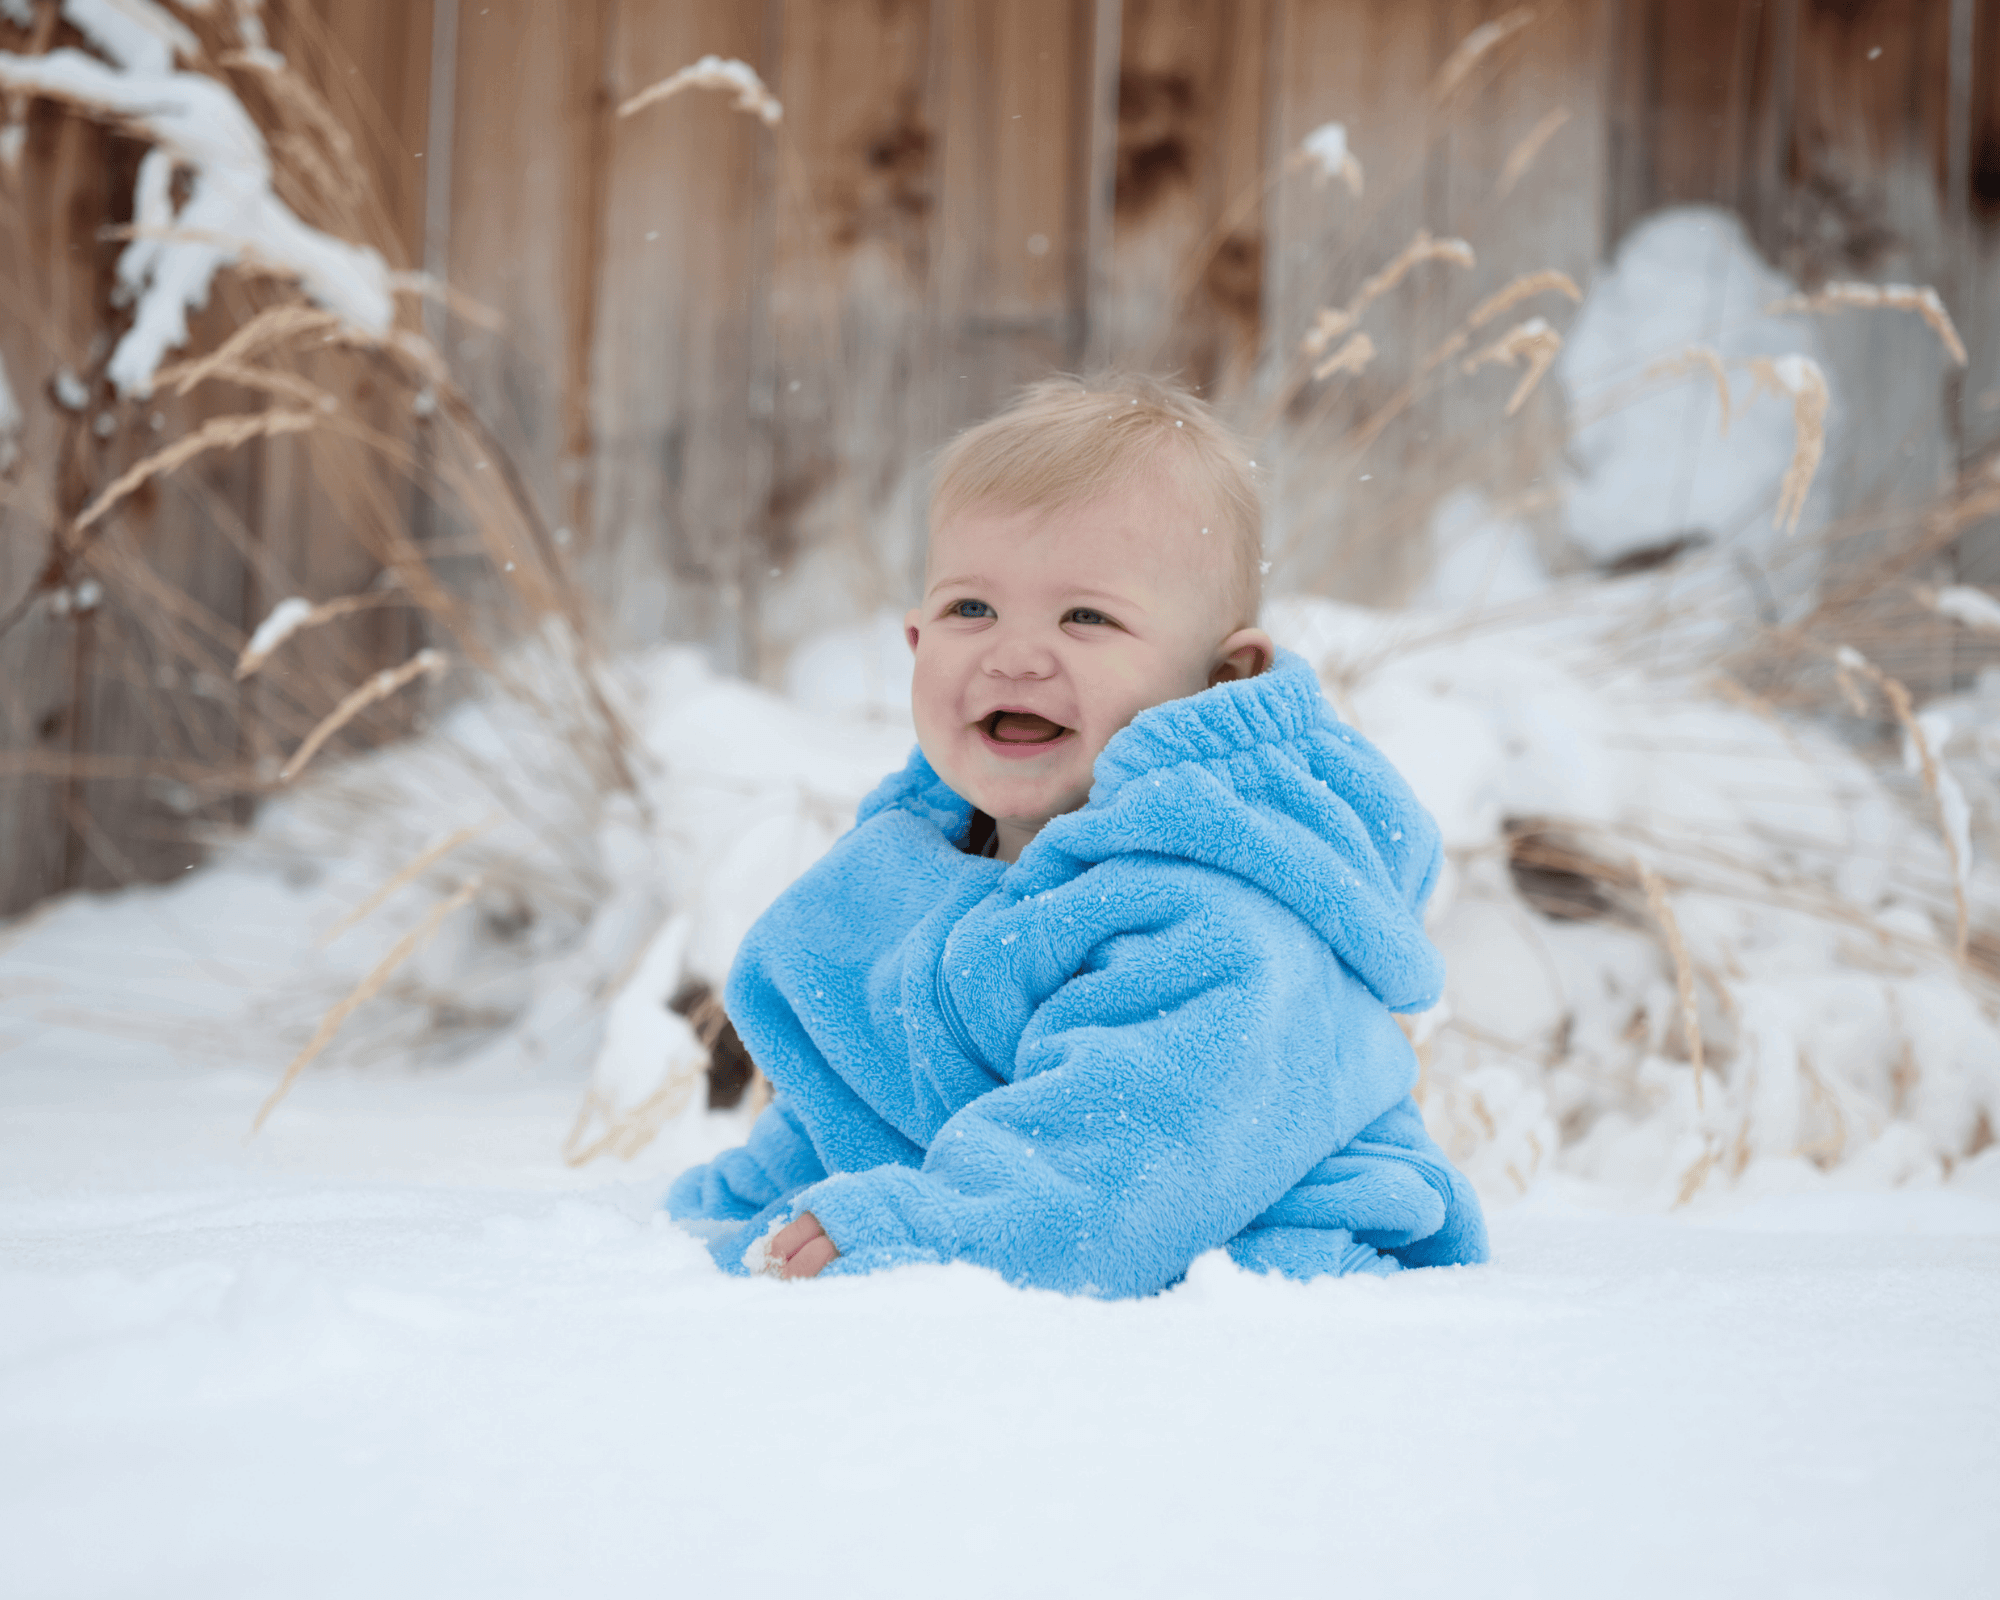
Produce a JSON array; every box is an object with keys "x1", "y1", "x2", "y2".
[
  {"x1": 929, "y1": 0, "x2": 1094, "y2": 422},
  {"x1": 440, "y1": 0, "x2": 605, "y2": 545},
  {"x1": 589, "y1": 0, "x2": 770, "y2": 663},
  {"x1": 755, "y1": 0, "x2": 939, "y2": 640},
  {"x1": 1103, "y1": 0, "x2": 1269, "y2": 398}
]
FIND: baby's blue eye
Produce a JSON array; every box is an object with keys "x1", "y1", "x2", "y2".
[
  {"x1": 949, "y1": 599, "x2": 994, "y2": 619},
  {"x1": 1067, "y1": 608, "x2": 1109, "y2": 626}
]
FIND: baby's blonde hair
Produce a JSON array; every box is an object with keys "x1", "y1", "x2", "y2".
[{"x1": 928, "y1": 373, "x2": 1264, "y2": 626}]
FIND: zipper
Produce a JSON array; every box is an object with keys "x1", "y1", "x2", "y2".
[
  {"x1": 1341, "y1": 1138, "x2": 1454, "y2": 1211},
  {"x1": 931, "y1": 946, "x2": 990, "y2": 1073}
]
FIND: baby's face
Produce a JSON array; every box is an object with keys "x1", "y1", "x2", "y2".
[{"x1": 906, "y1": 471, "x2": 1267, "y2": 857}]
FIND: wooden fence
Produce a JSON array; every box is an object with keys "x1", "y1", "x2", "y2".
[{"x1": 2, "y1": 0, "x2": 1998, "y2": 916}]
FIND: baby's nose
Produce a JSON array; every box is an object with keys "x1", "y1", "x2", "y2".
[{"x1": 982, "y1": 633, "x2": 1056, "y2": 678}]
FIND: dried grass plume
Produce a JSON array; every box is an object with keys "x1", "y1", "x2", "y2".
[
  {"x1": 1431, "y1": 8, "x2": 1537, "y2": 103},
  {"x1": 1746, "y1": 355, "x2": 1828, "y2": 534},
  {"x1": 1463, "y1": 317, "x2": 1562, "y2": 415},
  {"x1": 281, "y1": 650, "x2": 450, "y2": 783},
  {"x1": 75, "y1": 409, "x2": 317, "y2": 532},
  {"x1": 618, "y1": 55, "x2": 783, "y2": 125},
  {"x1": 1646, "y1": 345, "x2": 1734, "y2": 436},
  {"x1": 1770, "y1": 282, "x2": 1967, "y2": 367},
  {"x1": 1298, "y1": 121, "x2": 1364, "y2": 196},
  {"x1": 1498, "y1": 107, "x2": 1572, "y2": 195},
  {"x1": 1312, "y1": 332, "x2": 1376, "y2": 382}
]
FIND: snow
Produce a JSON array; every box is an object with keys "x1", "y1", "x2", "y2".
[
  {"x1": 1413, "y1": 489, "x2": 1550, "y2": 611},
  {"x1": 1557, "y1": 207, "x2": 1826, "y2": 571},
  {"x1": 617, "y1": 55, "x2": 783, "y2": 126},
  {"x1": 1298, "y1": 120, "x2": 1362, "y2": 194},
  {"x1": 51, "y1": 366, "x2": 89, "y2": 411},
  {"x1": 1261, "y1": 589, "x2": 2000, "y2": 1203},
  {"x1": 2, "y1": 1041, "x2": 1995, "y2": 1598},
  {"x1": 1935, "y1": 584, "x2": 2000, "y2": 633},
  {"x1": 0, "y1": 28, "x2": 394, "y2": 397},
  {"x1": 62, "y1": 0, "x2": 198, "y2": 77},
  {"x1": 238, "y1": 594, "x2": 314, "y2": 669},
  {"x1": 21, "y1": 572, "x2": 1966, "y2": 1216},
  {"x1": 2, "y1": 161, "x2": 1997, "y2": 1591},
  {"x1": 3, "y1": 599, "x2": 1997, "y2": 1592}
]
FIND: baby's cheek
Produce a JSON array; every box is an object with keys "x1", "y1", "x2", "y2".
[{"x1": 1079, "y1": 649, "x2": 1199, "y2": 731}]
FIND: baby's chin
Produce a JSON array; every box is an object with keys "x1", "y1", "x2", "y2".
[{"x1": 935, "y1": 738, "x2": 1100, "y2": 827}]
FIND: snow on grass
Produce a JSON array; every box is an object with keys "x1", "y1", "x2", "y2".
[
  {"x1": 0, "y1": 8, "x2": 393, "y2": 397},
  {"x1": 1267, "y1": 589, "x2": 2000, "y2": 1204},
  {"x1": 1298, "y1": 119, "x2": 1363, "y2": 194},
  {"x1": 1558, "y1": 207, "x2": 1826, "y2": 569},
  {"x1": 3, "y1": 585, "x2": 1993, "y2": 1215},
  {"x1": 1934, "y1": 584, "x2": 2000, "y2": 634},
  {"x1": 236, "y1": 594, "x2": 315, "y2": 675},
  {"x1": 616, "y1": 54, "x2": 783, "y2": 125}
]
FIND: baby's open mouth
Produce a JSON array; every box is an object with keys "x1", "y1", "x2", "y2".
[{"x1": 982, "y1": 710, "x2": 1069, "y2": 745}]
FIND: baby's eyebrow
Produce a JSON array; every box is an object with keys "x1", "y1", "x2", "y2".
[
  {"x1": 928, "y1": 573, "x2": 984, "y2": 592},
  {"x1": 1067, "y1": 587, "x2": 1144, "y2": 611}
]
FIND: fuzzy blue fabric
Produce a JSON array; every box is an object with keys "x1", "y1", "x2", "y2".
[{"x1": 665, "y1": 649, "x2": 1487, "y2": 1295}]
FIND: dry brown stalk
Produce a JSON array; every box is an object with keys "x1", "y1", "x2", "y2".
[
  {"x1": 1312, "y1": 332, "x2": 1376, "y2": 382},
  {"x1": 1769, "y1": 281, "x2": 1968, "y2": 367},
  {"x1": 1637, "y1": 860, "x2": 1706, "y2": 1110},
  {"x1": 320, "y1": 818, "x2": 499, "y2": 945},
  {"x1": 1295, "y1": 233, "x2": 1475, "y2": 370},
  {"x1": 1746, "y1": 355, "x2": 1828, "y2": 534},
  {"x1": 252, "y1": 874, "x2": 486, "y2": 1133},
  {"x1": 385, "y1": 271, "x2": 507, "y2": 332},
  {"x1": 219, "y1": 49, "x2": 366, "y2": 210},
  {"x1": 157, "y1": 358, "x2": 336, "y2": 412},
  {"x1": 1466, "y1": 269, "x2": 1581, "y2": 332},
  {"x1": 280, "y1": 649, "x2": 449, "y2": 783},
  {"x1": 0, "y1": 750, "x2": 258, "y2": 784},
  {"x1": 1674, "y1": 1139, "x2": 1719, "y2": 1207},
  {"x1": 159, "y1": 304, "x2": 342, "y2": 396},
  {"x1": 618, "y1": 56, "x2": 783, "y2": 125},
  {"x1": 234, "y1": 591, "x2": 400, "y2": 679},
  {"x1": 74, "y1": 410, "x2": 319, "y2": 533},
  {"x1": 1462, "y1": 316, "x2": 1562, "y2": 415},
  {"x1": 272, "y1": 129, "x2": 360, "y2": 225},
  {"x1": 1354, "y1": 230, "x2": 1477, "y2": 313},
  {"x1": 1834, "y1": 645, "x2": 1970, "y2": 960},
  {"x1": 1646, "y1": 345, "x2": 1733, "y2": 435},
  {"x1": 1294, "y1": 123, "x2": 1365, "y2": 196},
  {"x1": 1497, "y1": 107, "x2": 1572, "y2": 196},
  {"x1": 562, "y1": 1065, "x2": 708, "y2": 1165},
  {"x1": 1431, "y1": 8, "x2": 1537, "y2": 102},
  {"x1": 1301, "y1": 305, "x2": 1357, "y2": 357}
]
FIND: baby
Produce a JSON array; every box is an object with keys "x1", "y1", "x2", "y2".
[{"x1": 667, "y1": 373, "x2": 1486, "y2": 1295}]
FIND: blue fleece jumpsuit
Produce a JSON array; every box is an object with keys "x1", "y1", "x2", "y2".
[{"x1": 668, "y1": 650, "x2": 1487, "y2": 1295}]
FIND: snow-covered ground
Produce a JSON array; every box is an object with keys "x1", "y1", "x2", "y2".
[
  {"x1": 4, "y1": 182, "x2": 1999, "y2": 1593},
  {"x1": 4, "y1": 1036, "x2": 1996, "y2": 1599},
  {"x1": 4, "y1": 606, "x2": 1999, "y2": 1598}
]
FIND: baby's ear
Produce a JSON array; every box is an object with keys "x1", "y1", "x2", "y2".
[
  {"x1": 1209, "y1": 628, "x2": 1274, "y2": 686},
  {"x1": 904, "y1": 607, "x2": 922, "y2": 654}
]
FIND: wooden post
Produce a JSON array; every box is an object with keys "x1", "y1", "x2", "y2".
[{"x1": 1077, "y1": 0, "x2": 1123, "y2": 367}]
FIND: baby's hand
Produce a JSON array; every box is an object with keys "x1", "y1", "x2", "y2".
[{"x1": 765, "y1": 1211, "x2": 838, "y2": 1279}]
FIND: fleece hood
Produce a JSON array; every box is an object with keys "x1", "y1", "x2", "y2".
[{"x1": 872, "y1": 648, "x2": 1446, "y2": 1013}]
